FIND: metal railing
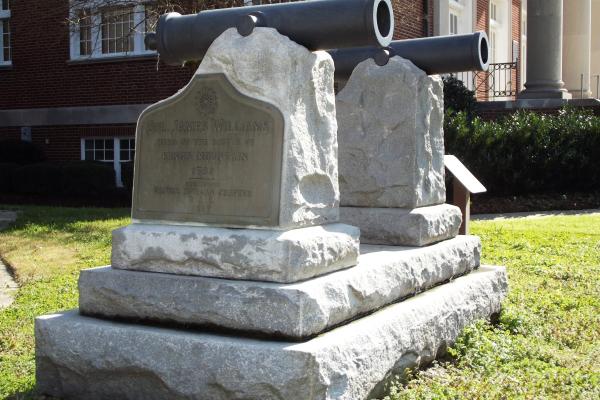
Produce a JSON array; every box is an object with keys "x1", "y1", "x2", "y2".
[{"x1": 451, "y1": 62, "x2": 518, "y2": 101}]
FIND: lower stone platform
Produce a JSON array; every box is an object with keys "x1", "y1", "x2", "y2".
[
  {"x1": 80, "y1": 235, "x2": 481, "y2": 339},
  {"x1": 36, "y1": 266, "x2": 507, "y2": 400},
  {"x1": 340, "y1": 204, "x2": 462, "y2": 246},
  {"x1": 112, "y1": 222, "x2": 360, "y2": 283}
]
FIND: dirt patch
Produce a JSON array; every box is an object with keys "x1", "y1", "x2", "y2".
[{"x1": 0, "y1": 210, "x2": 18, "y2": 308}]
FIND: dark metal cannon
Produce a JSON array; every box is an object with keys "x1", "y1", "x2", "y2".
[
  {"x1": 328, "y1": 32, "x2": 490, "y2": 81},
  {"x1": 147, "y1": 0, "x2": 394, "y2": 66}
]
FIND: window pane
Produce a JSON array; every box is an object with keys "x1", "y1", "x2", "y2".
[
  {"x1": 85, "y1": 139, "x2": 94, "y2": 149},
  {"x1": 94, "y1": 139, "x2": 105, "y2": 149},
  {"x1": 95, "y1": 149, "x2": 104, "y2": 160},
  {"x1": 105, "y1": 149, "x2": 114, "y2": 161},
  {"x1": 85, "y1": 150, "x2": 94, "y2": 161},
  {"x1": 101, "y1": 6, "x2": 134, "y2": 54},
  {"x1": 120, "y1": 149, "x2": 129, "y2": 161},
  {"x1": 78, "y1": 9, "x2": 92, "y2": 56},
  {"x1": 131, "y1": 150, "x2": 135, "y2": 160},
  {"x1": 2, "y1": 20, "x2": 10, "y2": 62},
  {"x1": 105, "y1": 139, "x2": 114, "y2": 149},
  {"x1": 145, "y1": 6, "x2": 158, "y2": 51},
  {"x1": 1, "y1": 0, "x2": 8, "y2": 11}
]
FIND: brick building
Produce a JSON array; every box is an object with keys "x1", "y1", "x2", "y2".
[{"x1": 0, "y1": 0, "x2": 525, "y2": 185}]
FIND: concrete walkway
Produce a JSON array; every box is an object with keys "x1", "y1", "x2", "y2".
[
  {"x1": 473, "y1": 208, "x2": 600, "y2": 221},
  {"x1": 0, "y1": 211, "x2": 18, "y2": 309}
]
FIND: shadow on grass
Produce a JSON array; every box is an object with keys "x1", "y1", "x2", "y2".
[
  {"x1": 6, "y1": 389, "x2": 49, "y2": 400},
  {"x1": 0, "y1": 204, "x2": 130, "y2": 234}
]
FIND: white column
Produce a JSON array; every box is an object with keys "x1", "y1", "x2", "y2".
[
  {"x1": 434, "y1": 0, "x2": 450, "y2": 36},
  {"x1": 520, "y1": 0, "x2": 571, "y2": 99},
  {"x1": 591, "y1": 0, "x2": 600, "y2": 98},
  {"x1": 562, "y1": 0, "x2": 592, "y2": 98}
]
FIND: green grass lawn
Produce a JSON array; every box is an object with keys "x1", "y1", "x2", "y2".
[{"x1": 0, "y1": 205, "x2": 599, "y2": 399}]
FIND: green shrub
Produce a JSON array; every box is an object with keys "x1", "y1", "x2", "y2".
[
  {"x1": 0, "y1": 140, "x2": 45, "y2": 164},
  {"x1": 120, "y1": 162, "x2": 134, "y2": 193},
  {"x1": 0, "y1": 162, "x2": 19, "y2": 192},
  {"x1": 13, "y1": 163, "x2": 63, "y2": 195},
  {"x1": 445, "y1": 107, "x2": 600, "y2": 195},
  {"x1": 60, "y1": 161, "x2": 116, "y2": 197},
  {"x1": 443, "y1": 76, "x2": 476, "y2": 115},
  {"x1": 10, "y1": 161, "x2": 117, "y2": 197}
]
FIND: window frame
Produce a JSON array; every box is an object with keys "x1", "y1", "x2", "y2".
[
  {"x1": 448, "y1": 0, "x2": 464, "y2": 36},
  {"x1": 490, "y1": 2, "x2": 499, "y2": 24},
  {"x1": 449, "y1": 12, "x2": 459, "y2": 35},
  {"x1": 70, "y1": 1, "x2": 156, "y2": 61},
  {"x1": 81, "y1": 136, "x2": 136, "y2": 187},
  {"x1": 0, "y1": 0, "x2": 11, "y2": 66}
]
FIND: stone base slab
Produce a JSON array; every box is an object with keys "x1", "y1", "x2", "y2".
[
  {"x1": 340, "y1": 204, "x2": 462, "y2": 246},
  {"x1": 81, "y1": 235, "x2": 480, "y2": 339},
  {"x1": 111, "y1": 222, "x2": 359, "y2": 283},
  {"x1": 37, "y1": 266, "x2": 508, "y2": 400}
]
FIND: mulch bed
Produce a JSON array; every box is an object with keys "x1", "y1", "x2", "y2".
[{"x1": 471, "y1": 191, "x2": 600, "y2": 214}]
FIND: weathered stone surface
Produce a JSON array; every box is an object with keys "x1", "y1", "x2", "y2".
[
  {"x1": 340, "y1": 204, "x2": 462, "y2": 246},
  {"x1": 37, "y1": 266, "x2": 508, "y2": 400},
  {"x1": 337, "y1": 56, "x2": 445, "y2": 208},
  {"x1": 111, "y1": 223, "x2": 359, "y2": 283},
  {"x1": 85, "y1": 235, "x2": 480, "y2": 339},
  {"x1": 169, "y1": 27, "x2": 338, "y2": 229},
  {"x1": 133, "y1": 73, "x2": 285, "y2": 227}
]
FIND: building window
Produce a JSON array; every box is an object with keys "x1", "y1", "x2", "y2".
[
  {"x1": 0, "y1": 0, "x2": 11, "y2": 65},
  {"x1": 490, "y1": 2, "x2": 498, "y2": 22},
  {"x1": 78, "y1": 9, "x2": 93, "y2": 56},
  {"x1": 144, "y1": 5, "x2": 158, "y2": 51},
  {"x1": 82, "y1": 137, "x2": 135, "y2": 186},
  {"x1": 84, "y1": 138, "x2": 114, "y2": 162},
  {"x1": 70, "y1": 2, "x2": 156, "y2": 60},
  {"x1": 101, "y1": 6, "x2": 134, "y2": 54},
  {"x1": 119, "y1": 138, "x2": 135, "y2": 162},
  {"x1": 450, "y1": 12, "x2": 459, "y2": 35}
]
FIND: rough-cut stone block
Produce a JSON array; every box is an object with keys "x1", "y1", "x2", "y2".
[
  {"x1": 84, "y1": 236, "x2": 480, "y2": 339},
  {"x1": 340, "y1": 204, "x2": 462, "y2": 246},
  {"x1": 187, "y1": 28, "x2": 340, "y2": 229},
  {"x1": 337, "y1": 56, "x2": 445, "y2": 208},
  {"x1": 37, "y1": 266, "x2": 508, "y2": 400},
  {"x1": 111, "y1": 223, "x2": 359, "y2": 283}
]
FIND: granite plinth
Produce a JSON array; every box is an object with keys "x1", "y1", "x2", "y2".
[
  {"x1": 84, "y1": 235, "x2": 480, "y2": 339},
  {"x1": 37, "y1": 266, "x2": 508, "y2": 400},
  {"x1": 111, "y1": 223, "x2": 359, "y2": 283},
  {"x1": 339, "y1": 204, "x2": 462, "y2": 246}
]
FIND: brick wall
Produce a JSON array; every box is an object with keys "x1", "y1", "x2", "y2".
[
  {"x1": 0, "y1": 0, "x2": 198, "y2": 110},
  {"x1": 392, "y1": 0, "x2": 432, "y2": 39},
  {"x1": 512, "y1": 0, "x2": 521, "y2": 90},
  {"x1": 476, "y1": 0, "x2": 489, "y2": 32},
  {"x1": 0, "y1": 124, "x2": 136, "y2": 161}
]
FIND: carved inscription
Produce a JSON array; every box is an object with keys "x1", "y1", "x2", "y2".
[{"x1": 132, "y1": 74, "x2": 283, "y2": 226}]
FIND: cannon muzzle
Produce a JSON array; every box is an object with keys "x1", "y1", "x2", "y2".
[
  {"x1": 149, "y1": 0, "x2": 394, "y2": 66},
  {"x1": 328, "y1": 32, "x2": 490, "y2": 81}
]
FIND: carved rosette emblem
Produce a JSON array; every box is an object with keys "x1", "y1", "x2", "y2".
[{"x1": 194, "y1": 86, "x2": 218, "y2": 115}]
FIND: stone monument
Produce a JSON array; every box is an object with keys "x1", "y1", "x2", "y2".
[
  {"x1": 337, "y1": 56, "x2": 462, "y2": 247},
  {"x1": 35, "y1": 6, "x2": 507, "y2": 399}
]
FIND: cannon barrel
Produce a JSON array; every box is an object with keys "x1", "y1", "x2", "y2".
[
  {"x1": 328, "y1": 32, "x2": 490, "y2": 81},
  {"x1": 148, "y1": 0, "x2": 394, "y2": 66}
]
